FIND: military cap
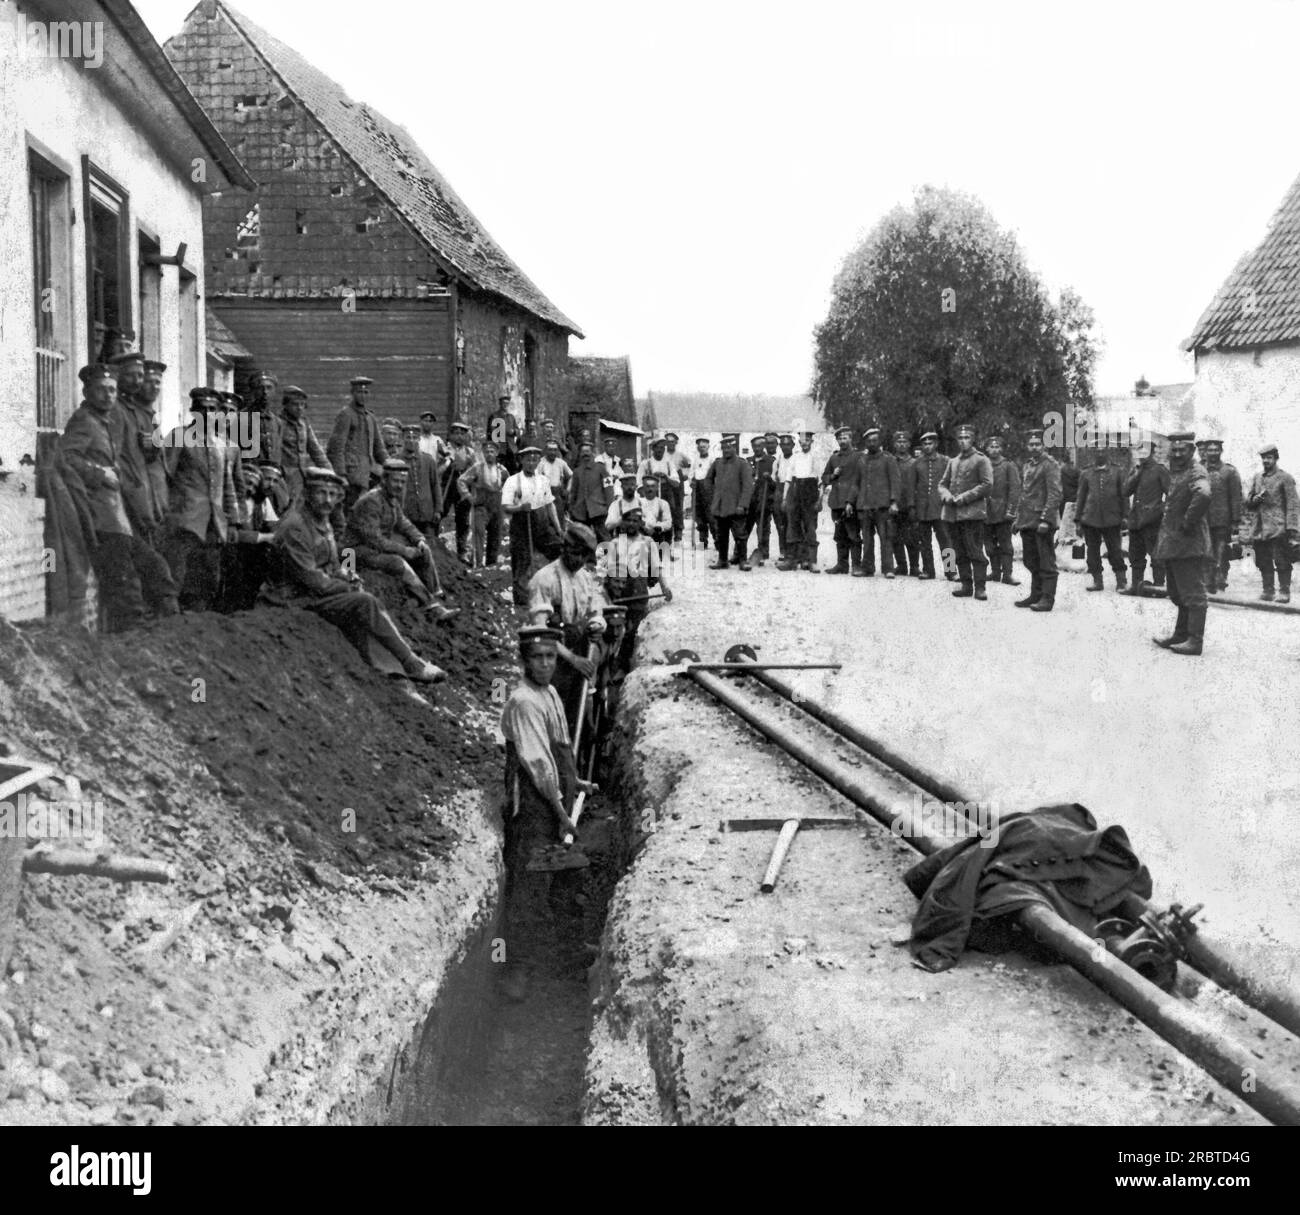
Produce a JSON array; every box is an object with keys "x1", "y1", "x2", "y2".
[
  {"x1": 1201, "y1": 438, "x2": 1223, "y2": 449},
  {"x1": 1024, "y1": 427, "x2": 1044, "y2": 440},
  {"x1": 893, "y1": 430, "x2": 909, "y2": 440},
  {"x1": 1260, "y1": 442, "x2": 1280, "y2": 456},
  {"x1": 621, "y1": 504, "x2": 644, "y2": 519},
  {"x1": 1167, "y1": 431, "x2": 1196, "y2": 444},
  {"x1": 108, "y1": 350, "x2": 144, "y2": 366},
  {"x1": 985, "y1": 433, "x2": 1004, "y2": 444},
  {"x1": 619, "y1": 469, "x2": 639, "y2": 481},
  {"x1": 721, "y1": 432, "x2": 740, "y2": 444},
  {"x1": 282, "y1": 385, "x2": 308, "y2": 400},
  {"x1": 778, "y1": 432, "x2": 794, "y2": 441},
  {"x1": 665, "y1": 432, "x2": 680, "y2": 441},
  {"x1": 563, "y1": 520, "x2": 599, "y2": 553},
  {"x1": 641, "y1": 473, "x2": 660, "y2": 484},
  {"x1": 350, "y1": 375, "x2": 374, "y2": 386},
  {"x1": 450, "y1": 421, "x2": 472, "y2": 433},
  {"x1": 601, "y1": 605, "x2": 627, "y2": 620},
  {"x1": 835, "y1": 425, "x2": 852, "y2": 438},
  {"x1": 220, "y1": 391, "x2": 242, "y2": 408},
  {"x1": 862, "y1": 425, "x2": 881, "y2": 438},
  {"x1": 78, "y1": 363, "x2": 116, "y2": 384},
  {"x1": 955, "y1": 424, "x2": 975, "y2": 438},
  {"x1": 482, "y1": 439, "x2": 499, "y2": 451},
  {"x1": 651, "y1": 435, "x2": 667, "y2": 448},
  {"x1": 189, "y1": 385, "x2": 220, "y2": 403},
  {"x1": 143, "y1": 359, "x2": 167, "y2": 374},
  {"x1": 799, "y1": 430, "x2": 814, "y2": 439},
  {"x1": 603, "y1": 435, "x2": 618, "y2": 444},
  {"x1": 303, "y1": 466, "x2": 345, "y2": 487},
  {"x1": 381, "y1": 458, "x2": 409, "y2": 473},
  {"x1": 920, "y1": 431, "x2": 939, "y2": 442},
  {"x1": 518, "y1": 625, "x2": 562, "y2": 648},
  {"x1": 401, "y1": 422, "x2": 421, "y2": 434},
  {"x1": 517, "y1": 444, "x2": 542, "y2": 456},
  {"x1": 497, "y1": 394, "x2": 511, "y2": 404},
  {"x1": 764, "y1": 430, "x2": 779, "y2": 439},
  {"x1": 419, "y1": 410, "x2": 436, "y2": 420}
]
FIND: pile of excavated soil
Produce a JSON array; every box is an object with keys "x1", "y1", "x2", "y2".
[{"x1": 0, "y1": 546, "x2": 519, "y2": 1125}]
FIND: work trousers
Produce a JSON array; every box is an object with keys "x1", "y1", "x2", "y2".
[
  {"x1": 915, "y1": 517, "x2": 953, "y2": 577},
  {"x1": 93, "y1": 531, "x2": 178, "y2": 632},
  {"x1": 692, "y1": 481, "x2": 713, "y2": 547},
  {"x1": 1207, "y1": 525, "x2": 1233, "y2": 591},
  {"x1": 355, "y1": 545, "x2": 437, "y2": 601},
  {"x1": 1020, "y1": 527, "x2": 1059, "y2": 602},
  {"x1": 662, "y1": 478, "x2": 684, "y2": 541},
  {"x1": 1254, "y1": 536, "x2": 1294, "y2": 591},
  {"x1": 1128, "y1": 520, "x2": 1165, "y2": 585},
  {"x1": 160, "y1": 525, "x2": 222, "y2": 613},
  {"x1": 1165, "y1": 556, "x2": 1208, "y2": 611},
  {"x1": 453, "y1": 498, "x2": 474, "y2": 562},
  {"x1": 304, "y1": 588, "x2": 414, "y2": 673},
  {"x1": 984, "y1": 520, "x2": 1015, "y2": 581},
  {"x1": 607, "y1": 575, "x2": 648, "y2": 672},
  {"x1": 509, "y1": 507, "x2": 561, "y2": 606},
  {"x1": 748, "y1": 494, "x2": 774, "y2": 559},
  {"x1": 893, "y1": 510, "x2": 919, "y2": 575},
  {"x1": 773, "y1": 503, "x2": 788, "y2": 557},
  {"x1": 714, "y1": 513, "x2": 750, "y2": 566},
  {"x1": 1082, "y1": 524, "x2": 1126, "y2": 576},
  {"x1": 473, "y1": 504, "x2": 504, "y2": 567},
  {"x1": 786, "y1": 479, "x2": 820, "y2": 564},
  {"x1": 859, "y1": 508, "x2": 894, "y2": 574},
  {"x1": 831, "y1": 506, "x2": 861, "y2": 568},
  {"x1": 501, "y1": 774, "x2": 569, "y2": 972},
  {"x1": 950, "y1": 519, "x2": 988, "y2": 586}
]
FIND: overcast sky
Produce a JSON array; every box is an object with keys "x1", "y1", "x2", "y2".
[{"x1": 138, "y1": 0, "x2": 1300, "y2": 399}]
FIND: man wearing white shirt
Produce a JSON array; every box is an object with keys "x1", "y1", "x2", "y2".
[
  {"x1": 502, "y1": 445, "x2": 562, "y2": 605},
  {"x1": 417, "y1": 411, "x2": 449, "y2": 467},
  {"x1": 540, "y1": 439, "x2": 573, "y2": 525},
  {"x1": 636, "y1": 475, "x2": 674, "y2": 548},
  {"x1": 772, "y1": 433, "x2": 796, "y2": 562},
  {"x1": 777, "y1": 431, "x2": 827, "y2": 572},
  {"x1": 595, "y1": 437, "x2": 622, "y2": 491},
  {"x1": 691, "y1": 436, "x2": 715, "y2": 548}
]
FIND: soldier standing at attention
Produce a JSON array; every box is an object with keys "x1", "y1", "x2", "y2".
[
  {"x1": 488, "y1": 395, "x2": 521, "y2": 473},
  {"x1": 939, "y1": 425, "x2": 992, "y2": 599},
  {"x1": 1197, "y1": 439, "x2": 1242, "y2": 594},
  {"x1": 982, "y1": 435, "x2": 1021, "y2": 586},
  {"x1": 1015, "y1": 429, "x2": 1062, "y2": 613},
  {"x1": 705, "y1": 434, "x2": 755, "y2": 571},
  {"x1": 855, "y1": 426, "x2": 899, "y2": 578},
  {"x1": 1075, "y1": 445, "x2": 1128, "y2": 592},
  {"x1": 822, "y1": 426, "x2": 863, "y2": 575},
  {"x1": 1152, "y1": 433, "x2": 1212, "y2": 655},
  {"x1": 1123, "y1": 440, "x2": 1170, "y2": 593},
  {"x1": 326, "y1": 375, "x2": 387, "y2": 513},
  {"x1": 909, "y1": 431, "x2": 952, "y2": 580},
  {"x1": 1245, "y1": 442, "x2": 1298, "y2": 604},
  {"x1": 891, "y1": 430, "x2": 919, "y2": 577}
]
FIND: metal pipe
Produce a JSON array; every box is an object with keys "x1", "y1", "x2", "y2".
[
  {"x1": 760, "y1": 820, "x2": 800, "y2": 893},
  {"x1": 677, "y1": 663, "x2": 843, "y2": 673},
  {"x1": 745, "y1": 660, "x2": 1300, "y2": 1042},
  {"x1": 684, "y1": 666, "x2": 1300, "y2": 1126},
  {"x1": 610, "y1": 592, "x2": 666, "y2": 605},
  {"x1": 1139, "y1": 586, "x2": 1300, "y2": 615}
]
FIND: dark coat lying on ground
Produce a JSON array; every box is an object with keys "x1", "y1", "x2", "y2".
[{"x1": 903, "y1": 803, "x2": 1152, "y2": 973}]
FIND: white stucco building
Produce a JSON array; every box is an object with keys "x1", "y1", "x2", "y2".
[
  {"x1": 1185, "y1": 170, "x2": 1300, "y2": 479},
  {"x1": 0, "y1": 0, "x2": 250, "y2": 622}
]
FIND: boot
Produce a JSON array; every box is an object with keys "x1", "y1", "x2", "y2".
[
  {"x1": 973, "y1": 583, "x2": 987, "y2": 601},
  {"x1": 1029, "y1": 597, "x2": 1054, "y2": 612},
  {"x1": 1153, "y1": 607, "x2": 1189, "y2": 649},
  {"x1": 1260, "y1": 584, "x2": 1276, "y2": 602},
  {"x1": 827, "y1": 545, "x2": 850, "y2": 574},
  {"x1": 1278, "y1": 569, "x2": 1292, "y2": 605},
  {"x1": 1168, "y1": 607, "x2": 1205, "y2": 656},
  {"x1": 1014, "y1": 587, "x2": 1039, "y2": 607},
  {"x1": 1124, "y1": 565, "x2": 1145, "y2": 595},
  {"x1": 952, "y1": 581, "x2": 974, "y2": 598},
  {"x1": 1001, "y1": 571, "x2": 1022, "y2": 586},
  {"x1": 1116, "y1": 569, "x2": 1128, "y2": 591},
  {"x1": 1086, "y1": 572, "x2": 1104, "y2": 591}
]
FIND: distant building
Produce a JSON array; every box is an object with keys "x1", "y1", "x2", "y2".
[
  {"x1": 567, "y1": 355, "x2": 642, "y2": 462},
  {"x1": 638, "y1": 392, "x2": 822, "y2": 436},
  {"x1": 165, "y1": 0, "x2": 581, "y2": 437},
  {"x1": 1185, "y1": 171, "x2": 1300, "y2": 470},
  {"x1": 0, "y1": 0, "x2": 251, "y2": 623}
]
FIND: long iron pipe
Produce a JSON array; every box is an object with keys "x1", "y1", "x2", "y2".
[
  {"x1": 1140, "y1": 586, "x2": 1300, "y2": 615},
  {"x1": 684, "y1": 665, "x2": 1300, "y2": 1126},
  {"x1": 746, "y1": 662, "x2": 1300, "y2": 1043}
]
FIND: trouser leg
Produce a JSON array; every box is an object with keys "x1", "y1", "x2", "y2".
[
  {"x1": 666, "y1": 480, "x2": 684, "y2": 541},
  {"x1": 129, "y1": 534, "x2": 179, "y2": 616},
  {"x1": 309, "y1": 590, "x2": 416, "y2": 668},
  {"x1": 716, "y1": 515, "x2": 732, "y2": 565},
  {"x1": 1020, "y1": 528, "x2": 1040, "y2": 598},
  {"x1": 509, "y1": 513, "x2": 535, "y2": 605},
  {"x1": 845, "y1": 508, "x2": 863, "y2": 569},
  {"x1": 892, "y1": 511, "x2": 910, "y2": 573},
  {"x1": 454, "y1": 498, "x2": 473, "y2": 561},
  {"x1": 1146, "y1": 524, "x2": 1165, "y2": 585},
  {"x1": 1255, "y1": 538, "x2": 1276, "y2": 591},
  {"x1": 917, "y1": 519, "x2": 937, "y2": 575},
  {"x1": 773, "y1": 507, "x2": 787, "y2": 557},
  {"x1": 91, "y1": 532, "x2": 146, "y2": 632},
  {"x1": 1031, "y1": 529, "x2": 1058, "y2": 600},
  {"x1": 1128, "y1": 524, "x2": 1147, "y2": 583},
  {"x1": 934, "y1": 519, "x2": 955, "y2": 577},
  {"x1": 1102, "y1": 526, "x2": 1125, "y2": 574},
  {"x1": 1084, "y1": 525, "x2": 1102, "y2": 576},
  {"x1": 731, "y1": 514, "x2": 749, "y2": 562}
]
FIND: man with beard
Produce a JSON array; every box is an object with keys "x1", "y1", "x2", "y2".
[
  {"x1": 1197, "y1": 439, "x2": 1242, "y2": 594},
  {"x1": 664, "y1": 432, "x2": 690, "y2": 543},
  {"x1": 108, "y1": 351, "x2": 166, "y2": 543},
  {"x1": 1152, "y1": 433, "x2": 1212, "y2": 655},
  {"x1": 540, "y1": 439, "x2": 573, "y2": 526},
  {"x1": 1074, "y1": 446, "x2": 1128, "y2": 592},
  {"x1": 982, "y1": 435, "x2": 1021, "y2": 586},
  {"x1": 772, "y1": 432, "x2": 796, "y2": 562},
  {"x1": 399, "y1": 423, "x2": 443, "y2": 545},
  {"x1": 601, "y1": 506, "x2": 673, "y2": 674},
  {"x1": 939, "y1": 425, "x2": 992, "y2": 599},
  {"x1": 568, "y1": 441, "x2": 613, "y2": 539},
  {"x1": 1014, "y1": 429, "x2": 1062, "y2": 613},
  {"x1": 821, "y1": 426, "x2": 863, "y2": 575}
]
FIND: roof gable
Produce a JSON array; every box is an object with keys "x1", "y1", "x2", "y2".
[
  {"x1": 181, "y1": 1, "x2": 580, "y2": 334},
  {"x1": 1186, "y1": 170, "x2": 1300, "y2": 352}
]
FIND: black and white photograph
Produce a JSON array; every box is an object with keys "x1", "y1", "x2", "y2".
[{"x1": 0, "y1": 0, "x2": 1295, "y2": 1180}]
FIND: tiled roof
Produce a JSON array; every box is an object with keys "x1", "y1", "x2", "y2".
[
  {"x1": 213, "y1": 3, "x2": 581, "y2": 335},
  {"x1": 643, "y1": 392, "x2": 823, "y2": 433},
  {"x1": 205, "y1": 306, "x2": 251, "y2": 363},
  {"x1": 569, "y1": 356, "x2": 636, "y2": 425},
  {"x1": 1186, "y1": 171, "x2": 1300, "y2": 351}
]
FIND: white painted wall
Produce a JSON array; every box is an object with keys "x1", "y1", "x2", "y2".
[
  {"x1": 1191, "y1": 346, "x2": 1300, "y2": 478},
  {"x1": 0, "y1": 7, "x2": 210, "y2": 620}
]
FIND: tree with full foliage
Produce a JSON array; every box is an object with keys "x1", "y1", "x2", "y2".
[{"x1": 812, "y1": 185, "x2": 1099, "y2": 453}]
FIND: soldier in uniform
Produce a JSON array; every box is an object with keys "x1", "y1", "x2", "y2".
[
  {"x1": 399, "y1": 423, "x2": 443, "y2": 544},
  {"x1": 1245, "y1": 442, "x2": 1298, "y2": 604},
  {"x1": 706, "y1": 433, "x2": 755, "y2": 571},
  {"x1": 459, "y1": 439, "x2": 508, "y2": 567},
  {"x1": 777, "y1": 431, "x2": 824, "y2": 572},
  {"x1": 109, "y1": 351, "x2": 168, "y2": 546},
  {"x1": 909, "y1": 431, "x2": 953, "y2": 580},
  {"x1": 1124, "y1": 440, "x2": 1170, "y2": 592},
  {"x1": 488, "y1": 395, "x2": 520, "y2": 473},
  {"x1": 250, "y1": 370, "x2": 285, "y2": 468},
  {"x1": 855, "y1": 426, "x2": 899, "y2": 577},
  {"x1": 59, "y1": 364, "x2": 180, "y2": 630},
  {"x1": 503, "y1": 444, "x2": 563, "y2": 605},
  {"x1": 341, "y1": 458, "x2": 459, "y2": 622},
  {"x1": 822, "y1": 426, "x2": 863, "y2": 575},
  {"x1": 982, "y1": 435, "x2": 1021, "y2": 585},
  {"x1": 664, "y1": 432, "x2": 690, "y2": 543},
  {"x1": 259, "y1": 467, "x2": 445, "y2": 682},
  {"x1": 1014, "y1": 429, "x2": 1062, "y2": 612},
  {"x1": 691, "y1": 435, "x2": 715, "y2": 549},
  {"x1": 1152, "y1": 433, "x2": 1212, "y2": 655},
  {"x1": 1197, "y1": 439, "x2": 1242, "y2": 594},
  {"x1": 1075, "y1": 445, "x2": 1128, "y2": 592},
  {"x1": 567, "y1": 441, "x2": 612, "y2": 540},
  {"x1": 326, "y1": 375, "x2": 387, "y2": 512},
  {"x1": 158, "y1": 387, "x2": 239, "y2": 613},
  {"x1": 891, "y1": 430, "x2": 920, "y2": 576},
  {"x1": 939, "y1": 424, "x2": 992, "y2": 598},
  {"x1": 138, "y1": 357, "x2": 171, "y2": 523},
  {"x1": 278, "y1": 386, "x2": 328, "y2": 505},
  {"x1": 746, "y1": 436, "x2": 777, "y2": 565}
]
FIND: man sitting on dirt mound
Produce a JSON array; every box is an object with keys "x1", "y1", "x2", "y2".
[{"x1": 257, "y1": 467, "x2": 445, "y2": 684}]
